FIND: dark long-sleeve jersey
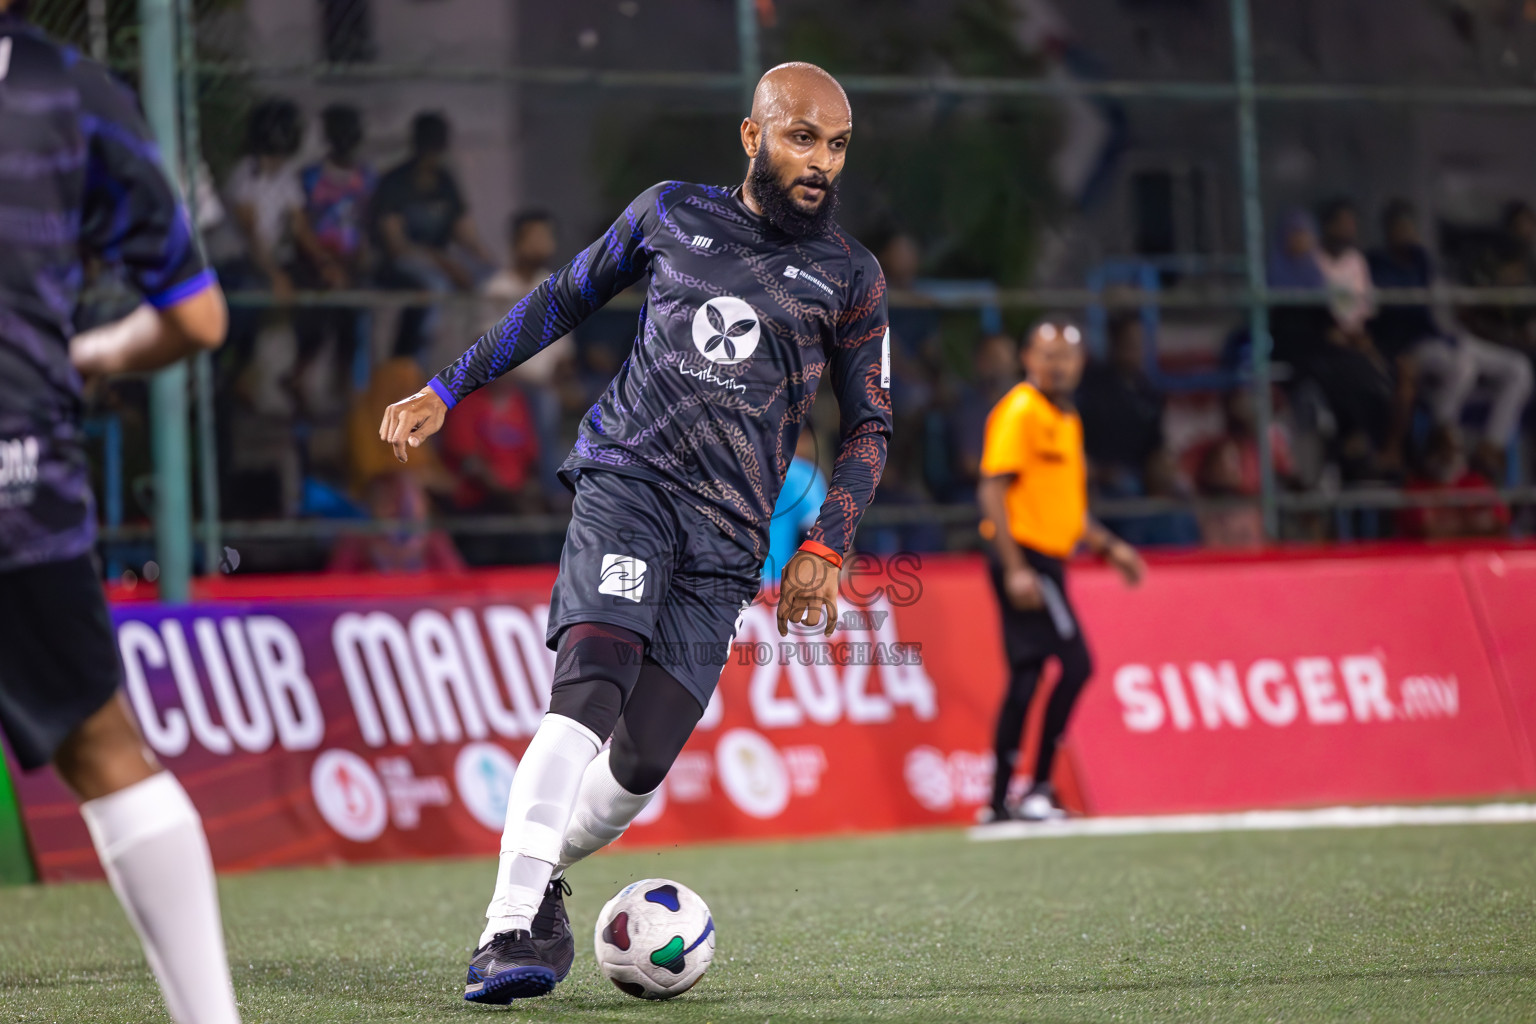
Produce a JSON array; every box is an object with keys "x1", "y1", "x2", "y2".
[
  {"x1": 0, "y1": 16, "x2": 212, "y2": 571},
  {"x1": 430, "y1": 181, "x2": 891, "y2": 562}
]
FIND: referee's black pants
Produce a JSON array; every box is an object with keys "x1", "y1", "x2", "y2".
[{"x1": 987, "y1": 548, "x2": 1093, "y2": 810}]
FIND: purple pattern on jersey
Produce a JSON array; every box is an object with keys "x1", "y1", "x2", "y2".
[
  {"x1": 0, "y1": 142, "x2": 88, "y2": 179},
  {"x1": 0, "y1": 18, "x2": 211, "y2": 571},
  {"x1": 431, "y1": 181, "x2": 890, "y2": 562}
]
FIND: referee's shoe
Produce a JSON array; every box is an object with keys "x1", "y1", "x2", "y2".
[{"x1": 463, "y1": 929, "x2": 556, "y2": 1003}]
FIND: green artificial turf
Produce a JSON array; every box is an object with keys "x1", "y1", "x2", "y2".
[{"x1": 2, "y1": 824, "x2": 1534, "y2": 1023}]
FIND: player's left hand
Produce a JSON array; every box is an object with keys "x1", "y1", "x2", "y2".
[
  {"x1": 379, "y1": 387, "x2": 448, "y2": 463},
  {"x1": 777, "y1": 549, "x2": 840, "y2": 637},
  {"x1": 1107, "y1": 539, "x2": 1146, "y2": 587}
]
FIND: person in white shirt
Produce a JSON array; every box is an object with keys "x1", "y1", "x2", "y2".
[
  {"x1": 225, "y1": 98, "x2": 305, "y2": 303},
  {"x1": 1316, "y1": 199, "x2": 1381, "y2": 345},
  {"x1": 1316, "y1": 199, "x2": 1403, "y2": 469},
  {"x1": 1367, "y1": 200, "x2": 1532, "y2": 477},
  {"x1": 217, "y1": 98, "x2": 308, "y2": 399}
]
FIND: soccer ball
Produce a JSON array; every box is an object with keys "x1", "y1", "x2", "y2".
[{"x1": 593, "y1": 878, "x2": 715, "y2": 999}]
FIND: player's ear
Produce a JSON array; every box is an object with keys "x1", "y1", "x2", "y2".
[{"x1": 740, "y1": 117, "x2": 760, "y2": 158}]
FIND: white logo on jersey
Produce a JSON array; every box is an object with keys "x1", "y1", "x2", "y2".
[
  {"x1": 691, "y1": 296, "x2": 761, "y2": 366},
  {"x1": 784, "y1": 264, "x2": 835, "y2": 296},
  {"x1": 680, "y1": 365, "x2": 746, "y2": 392},
  {"x1": 598, "y1": 553, "x2": 648, "y2": 602},
  {"x1": 691, "y1": 235, "x2": 714, "y2": 248},
  {"x1": 0, "y1": 437, "x2": 40, "y2": 487},
  {"x1": 880, "y1": 328, "x2": 891, "y2": 389}
]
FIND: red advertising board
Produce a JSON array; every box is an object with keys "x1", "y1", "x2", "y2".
[
  {"x1": 1458, "y1": 549, "x2": 1536, "y2": 771},
  {"x1": 1066, "y1": 556, "x2": 1535, "y2": 814},
  {"x1": 9, "y1": 550, "x2": 1535, "y2": 882}
]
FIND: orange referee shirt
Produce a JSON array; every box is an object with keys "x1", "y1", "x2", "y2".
[{"x1": 979, "y1": 382, "x2": 1087, "y2": 559}]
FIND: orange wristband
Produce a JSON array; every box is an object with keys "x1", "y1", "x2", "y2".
[{"x1": 798, "y1": 539, "x2": 844, "y2": 569}]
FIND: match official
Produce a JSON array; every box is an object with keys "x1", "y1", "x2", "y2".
[{"x1": 977, "y1": 320, "x2": 1145, "y2": 822}]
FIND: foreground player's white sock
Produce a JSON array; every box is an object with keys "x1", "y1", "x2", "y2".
[
  {"x1": 80, "y1": 772, "x2": 241, "y2": 1024},
  {"x1": 553, "y1": 748, "x2": 654, "y2": 877},
  {"x1": 481, "y1": 713, "x2": 601, "y2": 945}
]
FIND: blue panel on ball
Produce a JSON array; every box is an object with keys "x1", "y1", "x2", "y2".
[{"x1": 644, "y1": 884, "x2": 681, "y2": 912}]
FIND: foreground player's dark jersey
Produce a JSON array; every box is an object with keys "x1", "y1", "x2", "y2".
[
  {"x1": 0, "y1": 16, "x2": 212, "y2": 571},
  {"x1": 430, "y1": 181, "x2": 891, "y2": 561}
]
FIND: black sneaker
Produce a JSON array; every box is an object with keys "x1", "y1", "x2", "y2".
[
  {"x1": 531, "y1": 876, "x2": 576, "y2": 981},
  {"x1": 463, "y1": 928, "x2": 556, "y2": 1004}
]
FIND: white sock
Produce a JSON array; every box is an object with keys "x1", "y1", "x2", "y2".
[
  {"x1": 481, "y1": 713, "x2": 601, "y2": 946},
  {"x1": 80, "y1": 772, "x2": 241, "y2": 1024},
  {"x1": 554, "y1": 748, "x2": 655, "y2": 876}
]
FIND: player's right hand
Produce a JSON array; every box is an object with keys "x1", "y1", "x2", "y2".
[
  {"x1": 379, "y1": 387, "x2": 448, "y2": 463},
  {"x1": 777, "y1": 549, "x2": 840, "y2": 637},
  {"x1": 1004, "y1": 566, "x2": 1044, "y2": 611}
]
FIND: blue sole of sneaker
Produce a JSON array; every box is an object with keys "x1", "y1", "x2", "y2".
[{"x1": 463, "y1": 965, "x2": 557, "y2": 1004}]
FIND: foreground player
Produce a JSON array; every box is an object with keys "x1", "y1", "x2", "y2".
[
  {"x1": 0, "y1": 6, "x2": 242, "y2": 1023},
  {"x1": 977, "y1": 321, "x2": 1144, "y2": 822},
  {"x1": 380, "y1": 62, "x2": 890, "y2": 1002}
]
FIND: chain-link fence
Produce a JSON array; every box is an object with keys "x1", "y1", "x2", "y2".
[{"x1": 34, "y1": 0, "x2": 1536, "y2": 585}]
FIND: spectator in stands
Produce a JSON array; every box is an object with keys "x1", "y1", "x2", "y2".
[
  {"x1": 227, "y1": 98, "x2": 304, "y2": 303},
  {"x1": 1318, "y1": 197, "x2": 1421, "y2": 468},
  {"x1": 762, "y1": 428, "x2": 828, "y2": 586},
  {"x1": 372, "y1": 112, "x2": 496, "y2": 360},
  {"x1": 481, "y1": 210, "x2": 574, "y2": 497},
  {"x1": 1267, "y1": 208, "x2": 1396, "y2": 481},
  {"x1": 1398, "y1": 426, "x2": 1509, "y2": 540},
  {"x1": 289, "y1": 104, "x2": 375, "y2": 410},
  {"x1": 1495, "y1": 200, "x2": 1536, "y2": 285},
  {"x1": 1188, "y1": 388, "x2": 1296, "y2": 548},
  {"x1": 220, "y1": 98, "x2": 304, "y2": 395},
  {"x1": 880, "y1": 231, "x2": 940, "y2": 364},
  {"x1": 1369, "y1": 200, "x2": 1532, "y2": 478},
  {"x1": 1121, "y1": 450, "x2": 1201, "y2": 548},
  {"x1": 1316, "y1": 199, "x2": 1378, "y2": 345},
  {"x1": 938, "y1": 332, "x2": 1020, "y2": 503},
  {"x1": 1077, "y1": 312, "x2": 1166, "y2": 499},
  {"x1": 863, "y1": 458, "x2": 945, "y2": 555},
  {"x1": 483, "y1": 209, "x2": 559, "y2": 313},
  {"x1": 1463, "y1": 201, "x2": 1536, "y2": 380},
  {"x1": 879, "y1": 231, "x2": 939, "y2": 472},
  {"x1": 440, "y1": 373, "x2": 543, "y2": 514},
  {"x1": 328, "y1": 472, "x2": 465, "y2": 574}
]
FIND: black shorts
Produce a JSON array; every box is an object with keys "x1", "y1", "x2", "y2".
[
  {"x1": 987, "y1": 548, "x2": 1089, "y2": 668},
  {"x1": 0, "y1": 554, "x2": 121, "y2": 771},
  {"x1": 545, "y1": 469, "x2": 761, "y2": 709}
]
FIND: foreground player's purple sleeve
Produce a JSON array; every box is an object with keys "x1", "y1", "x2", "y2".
[
  {"x1": 74, "y1": 58, "x2": 214, "y2": 308},
  {"x1": 805, "y1": 261, "x2": 893, "y2": 558},
  {"x1": 428, "y1": 184, "x2": 662, "y2": 409}
]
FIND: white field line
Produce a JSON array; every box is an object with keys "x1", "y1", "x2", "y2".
[{"x1": 967, "y1": 803, "x2": 1536, "y2": 842}]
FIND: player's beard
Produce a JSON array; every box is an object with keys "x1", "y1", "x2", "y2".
[{"x1": 747, "y1": 142, "x2": 840, "y2": 238}]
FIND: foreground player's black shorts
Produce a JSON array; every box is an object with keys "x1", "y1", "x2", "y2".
[
  {"x1": 0, "y1": 554, "x2": 121, "y2": 771},
  {"x1": 546, "y1": 469, "x2": 761, "y2": 709}
]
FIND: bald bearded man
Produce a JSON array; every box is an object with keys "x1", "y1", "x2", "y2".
[{"x1": 378, "y1": 63, "x2": 891, "y2": 1003}]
